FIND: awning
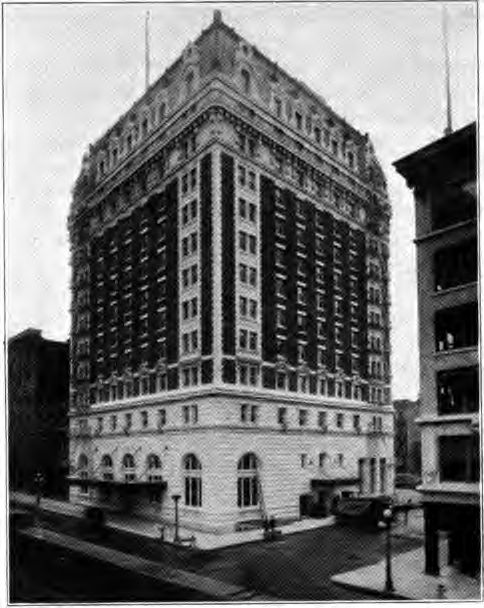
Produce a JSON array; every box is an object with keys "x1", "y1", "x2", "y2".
[
  {"x1": 66, "y1": 477, "x2": 167, "y2": 490},
  {"x1": 311, "y1": 477, "x2": 360, "y2": 488}
]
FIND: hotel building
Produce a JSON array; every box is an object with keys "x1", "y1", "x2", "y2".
[
  {"x1": 395, "y1": 122, "x2": 479, "y2": 576},
  {"x1": 68, "y1": 11, "x2": 393, "y2": 533}
]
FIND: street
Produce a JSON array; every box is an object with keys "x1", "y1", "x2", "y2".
[{"x1": 10, "y1": 505, "x2": 421, "y2": 602}]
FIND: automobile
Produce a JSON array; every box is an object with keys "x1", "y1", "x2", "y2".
[
  {"x1": 334, "y1": 495, "x2": 393, "y2": 529},
  {"x1": 394, "y1": 473, "x2": 421, "y2": 489}
]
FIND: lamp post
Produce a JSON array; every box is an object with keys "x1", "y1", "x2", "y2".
[
  {"x1": 379, "y1": 507, "x2": 394, "y2": 594},
  {"x1": 172, "y1": 493, "x2": 181, "y2": 544}
]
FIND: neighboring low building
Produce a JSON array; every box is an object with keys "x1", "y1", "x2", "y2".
[
  {"x1": 395, "y1": 122, "x2": 479, "y2": 577},
  {"x1": 8, "y1": 328, "x2": 70, "y2": 497},
  {"x1": 394, "y1": 398, "x2": 421, "y2": 480}
]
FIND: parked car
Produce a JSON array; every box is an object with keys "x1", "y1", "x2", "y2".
[{"x1": 335, "y1": 495, "x2": 393, "y2": 529}]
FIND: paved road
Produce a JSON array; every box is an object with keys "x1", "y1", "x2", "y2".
[{"x1": 10, "y1": 506, "x2": 421, "y2": 602}]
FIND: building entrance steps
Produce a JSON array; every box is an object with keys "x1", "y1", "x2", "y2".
[
  {"x1": 18, "y1": 526, "x2": 269, "y2": 601},
  {"x1": 331, "y1": 545, "x2": 481, "y2": 600},
  {"x1": 11, "y1": 491, "x2": 335, "y2": 550}
]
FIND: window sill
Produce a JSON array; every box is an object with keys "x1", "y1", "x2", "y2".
[
  {"x1": 434, "y1": 346, "x2": 477, "y2": 358},
  {"x1": 432, "y1": 282, "x2": 477, "y2": 297}
]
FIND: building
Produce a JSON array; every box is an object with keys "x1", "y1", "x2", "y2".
[
  {"x1": 8, "y1": 328, "x2": 70, "y2": 498},
  {"x1": 68, "y1": 11, "x2": 393, "y2": 533},
  {"x1": 394, "y1": 399, "x2": 421, "y2": 480},
  {"x1": 395, "y1": 122, "x2": 479, "y2": 576}
]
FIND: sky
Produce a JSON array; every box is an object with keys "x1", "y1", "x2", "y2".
[{"x1": 4, "y1": 1, "x2": 477, "y2": 400}]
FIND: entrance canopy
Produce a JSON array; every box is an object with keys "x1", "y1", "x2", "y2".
[
  {"x1": 311, "y1": 477, "x2": 359, "y2": 488},
  {"x1": 67, "y1": 477, "x2": 167, "y2": 490}
]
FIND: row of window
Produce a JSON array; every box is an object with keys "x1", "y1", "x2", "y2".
[{"x1": 77, "y1": 403, "x2": 385, "y2": 437}]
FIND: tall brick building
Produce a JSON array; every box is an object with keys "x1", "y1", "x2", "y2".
[
  {"x1": 395, "y1": 123, "x2": 479, "y2": 577},
  {"x1": 68, "y1": 11, "x2": 393, "y2": 532}
]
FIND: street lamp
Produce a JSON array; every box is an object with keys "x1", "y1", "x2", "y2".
[
  {"x1": 172, "y1": 493, "x2": 181, "y2": 544},
  {"x1": 378, "y1": 507, "x2": 394, "y2": 594}
]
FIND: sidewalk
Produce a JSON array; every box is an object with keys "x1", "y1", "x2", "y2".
[
  {"x1": 331, "y1": 546, "x2": 481, "y2": 600},
  {"x1": 11, "y1": 491, "x2": 335, "y2": 550},
  {"x1": 18, "y1": 526, "x2": 267, "y2": 601}
]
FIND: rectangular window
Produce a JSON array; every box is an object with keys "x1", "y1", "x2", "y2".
[
  {"x1": 249, "y1": 235, "x2": 257, "y2": 254},
  {"x1": 318, "y1": 410, "x2": 327, "y2": 428},
  {"x1": 240, "y1": 296, "x2": 248, "y2": 317},
  {"x1": 239, "y1": 198, "x2": 247, "y2": 219},
  {"x1": 434, "y1": 238, "x2": 477, "y2": 291},
  {"x1": 249, "y1": 203, "x2": 257, "y2": 223},
  {"x1": 299, "y1": 409, "x2": 308, "y2": 427},
  {"x1": 249, "y1": 332, "x2": 258, "y2": 351},
  {"x1": 435, "y1": 302, "x2": 478, "y2": 351},
  {"x1": 278, "y1": 407, "x2": 287, "y2": 424},
  {"x1": 249, "y1": 267, "x2": 257, "y2": 286},
  {"x1": 240, "y1": 403, "x2": 248, "y2": 422},
  {"x1": 276, "y1": 372, "x2": 286, "y2": 390},
  {"x1": 239, "y1": 263, "x2": 247, "y2": 283},
  {"x1": 158, "y1": 409, "x2": 166, "y2": 427},
  {"x1": 239, "y1": 231, "x2": 247, "y2": 252},
  {"x1": 249, "y1": 299, "x2": 257, "y2": 319},
  {"x1": 190, "y1": 199, "x2": 197, "y2": 220},
  {"x1": 439, "y1": 435, "x2": 479, "y2": 482},
  {"x1": 437, "y1": 366, "x2": 478, "y2": 414},
  {"x1": 239, "y1": 329, "x2": 248, "y2": 350},
  {"x1": 141, "y1": 410, "x2": 148, "y2": 428},
  {"x1": 336, "y1": 413, "x2": 344, "y2": 428}
]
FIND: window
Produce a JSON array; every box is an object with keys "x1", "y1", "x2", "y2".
[
  {"x1": 314, "y1": 127, "x2": 321, "y2": 143},
  {"x1": 278, "y1": 407, "x2": 287, "y2": 425},
  {"x1": 295, "y1": 111, "x2": 302, "y2": 130},
  {"x1": 249, "y1": 267, "x2": 257, "y2": 286},
  {"x1": 182, "y1": 404, "x2": 199, "y2": 424},
  {"x1": 336, "y1": 413, "x2": 344, "y2": 428},
  {"x1": 158, "y1": 408, "x2": 166, "y2": 428},
  {"x1": 437, "y1": 366, "x2": 478, "y2": 415},
  {"x1": 299, "y1": 409, "x2": 308, "y2": 427},
  {"x1": 300, "y1": 454, "x2": 307, "y2": 468},
  {"x1": 439, "y1": 435, "x2": 479, "y2": 482},
  {"x1": 239, "y1": 329, "x2": 248, "y2": 350},
  {"x1": 431, "y1": 181, "x2": 476, "y2": 231},
  {"x1": 240, "y1": 296, "x2": 248, "y2": 317},
  {"x1": 141, "y1": 410, "x2": 148, "y2": 428},
  {"x1": 184, "y1": 454, "x2": 202, "y2": 506},
  {"x1": 318, "y1": 410, "x2": 327, "y2": 428},
  {"x1": 122, "y1": 453, "x2": 136, "y2": 482},
  {"x1": 274, "y1": 97, "x2": 282, "y2": 117},
  {"x1": 239, "y1": 198, "x2": 247, "y2": 219},
  {"x1": 249, "y1": 332, "x2": 257, "y2": 351},
  {"x1": 249, "y1": 299, "x2": 257, "y2": 319},
  {"x1": 239, "y1": 263, "x2": 247, "y2": 283},
  {"x1": 241, "y1": 69, "x2": 251, "y2": 94},
  {"x1": 435, "y1": 302, "x2": 478, "y2": 351},
  {"x1": 249, "y1": 365, "x2": 258, "y2": 386},
  {"x1": 124, "y1": 412, "x2": 132, "y2": 432},
  {"x1": 249, "y1": 203, "x2": 256, "y2": 223},
  {"x1": 100, "y1": 454, "x2": 113, "y2": 481},
  {"x1": 110, "y1": 414, "x2": 117, "y2": 431},
  {"x1": 353, "y1": 414, "x2": 361, "y2": 431},
  {"x1": 276, "y1": 372, "x2": 287, "y2": 390},
  {"x1": 238, "y1": 166, "x2": 246, "y2": 187},
  {"x1": 237, "y1": 453, "x2": 259, "y2": 507},
  {"x1": 434, "y1": 238, "x2": 477, "y2": 291},
  {"x1": 248, "y1": 171, "x2": 256, "y2": 191},
  {"x1": 319, "y1": 452, "x2": 327, "y2": 469},
  {"x1": 379, "y1": 458, "x2": 386, "y2": 494}
]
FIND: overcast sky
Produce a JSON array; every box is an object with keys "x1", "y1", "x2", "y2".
[{"x1": 4, "y1": 1, "x2": 477, "y2": 400}]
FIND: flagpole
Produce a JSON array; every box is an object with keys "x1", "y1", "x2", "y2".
[
  {"x1": 442, "y1": 4, "x2": 453, "y2": 135},
  {"x1": 145, "y1": 11, "x2": 151, "y2": 91}
]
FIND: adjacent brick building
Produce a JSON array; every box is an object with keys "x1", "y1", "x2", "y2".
[
  {"x1": 8, "y1": 329, "x2": 69, "y2": 497},
  {"x1": 68, "y1": 11, "x2": 394, "y2": 532},
  {"x1": 395, "y1": 122, "x2": 479, "y2": 577}
]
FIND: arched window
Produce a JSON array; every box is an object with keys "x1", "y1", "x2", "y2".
[
  {"x1": 241, "y1": 69, "x2": 251, "y2": 95},
  {"x1": 147, "y1": 454, "x2": 162, "y2": 482},
  {"x1": 183, "y1": 454, "x2": 202, "y2": 507},
  {"x1": 101, "y1": 454, "x2": 113, "y2": 481},
  {"x1": 122, "y1": 453, "x2": 136, "y2": 482},
  {"x1": 78, "y1": 454, "x2": 89, "y2": 494},
  {"x1": 237, "y1": 452, "x2": 259, "y2": 507},
  {"x1": 185, "y1": 71, "x2": 194, "y2": 97}
]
